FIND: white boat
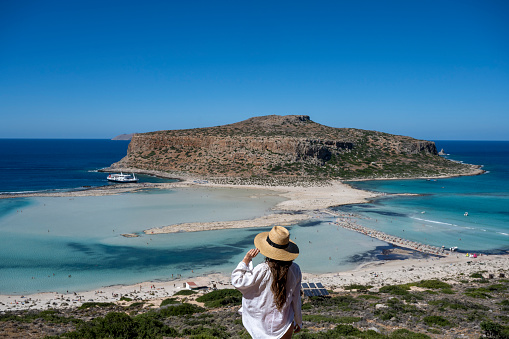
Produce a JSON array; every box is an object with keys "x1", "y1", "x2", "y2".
[{"x1": 107, "y1": 173, "x2": 139, "y2": 183}]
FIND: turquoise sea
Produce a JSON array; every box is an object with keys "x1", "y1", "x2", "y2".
[
  {"x1": 0, "y1": 140, "x2": 507, "y2": 294},
  {"x1": 340, "y1": 141, "x2": 509, "y2": 254}
]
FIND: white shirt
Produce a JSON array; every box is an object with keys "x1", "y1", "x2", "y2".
[{"x1": 231, "y1": 261, "x2": 302, "y2": 339}]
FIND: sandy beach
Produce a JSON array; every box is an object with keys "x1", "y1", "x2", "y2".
[{"x1": 1, "y1": 252, "x2": 507, "y2": 312}]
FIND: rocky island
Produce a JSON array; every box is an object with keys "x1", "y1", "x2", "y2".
[{"x1": 105, "y1": 115, "x2": 482, "y2": 182}]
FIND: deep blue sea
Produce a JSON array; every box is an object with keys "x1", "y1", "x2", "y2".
[
  {"x1": 0, "y1": 139, "x2": 170, "y2": 194},
  {"x1": 340, "y1": 140, "x2": 509, "y2": 254},
  {"x1": 0, "y1": 139, "x2": 507, "y2": 294}
]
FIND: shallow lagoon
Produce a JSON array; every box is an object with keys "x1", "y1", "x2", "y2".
[
  {"x1": 0, "y1": 187, "x2": 386, "y2": 294},
  {"x1": 343, "y1": 141, "x2": 509, "y2": 254}
]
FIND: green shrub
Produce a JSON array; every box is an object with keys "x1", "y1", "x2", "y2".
[
  {"x1": 330, "y1": 324, "x2": 362, "y2": 336},
  {"x1": 481, "y1": 321, "x2": 509, "y2": 339},
  {"x1": 423, "y1": 315, "x2": 452, "y2": 327},
  {"x1": 379, "y1": 285, "x2": 410, "y2": 295},
  {"x1": 329, "y1": 295, "x2": 358, "y2": 308},
  {"x1": 78, "y1": 302, "x2": 115, "y2": 309},
  {"x1": 301, "y1": 302, "x2": 313, "y2": 310},
  {"x1": 120, "y1": 296, "x2": 133, "y2": 301},
  {"x1": 357, "y1": 294, "x2": 381, "y2": 300},
  {"x1": 465, "y1": 290, "x2": 492, "y2": 299},
  {"x1": 344, "y1": 284, "x2": 373, "y2": 291},
  {"x1": 174, "y1": 289, "x2": 198, "y2": 296},
  {"x1": 416, "y1": 280, "x2": 451, "y2": 290},
  {"x1": 302, "y1": 315, "x2": 361, "y2": 324},
  {"x1": 464, "y1": 285, "x2": 505, "y2": 299},
  {"x1": 181, "y1": 325, "x2": 229, "y2": 338},
  {"x1": 75, "y1": 312, "x2": 138, "y2": 338},
  {"x1": 428, "y1": 298, "x2": 470, "y2": 311},
  {"x1": 487, "y1": 284, "x2": 508, "y2": 292},
  {"x1": 129, "y1": 302, "x2": 145, "y2": 308},
  {"x1": 60, "y1": 311, "x2": 179, "y2": 338},
  {"x1": 375, "y1": 298, "x2": 423, "y2": 321},
  {"x1": 293, "y1": 325, "x2": 430, "y2": 338},
  {"x1": 196, "y1": 289, "x2": 242, "y2": 308},
  {"x1": 159, "y1": 303, "x2": 205, "y2": 317},
  {"x1": 0, "y1": 309, "x2": 80, "y2": 325},
  {"x1": 134, "y1": 312, "x2": 179, "y2": 338},
  {"x1": 160, "y1": 298, "x2": 179, "y2": 307}
]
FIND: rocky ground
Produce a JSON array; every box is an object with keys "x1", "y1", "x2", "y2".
[{"x1": 1, "y1": 272, "x2": 508, "y2": 338}]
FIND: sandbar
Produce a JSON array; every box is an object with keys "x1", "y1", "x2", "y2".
[{"x1": 143, "y1": 180, "x2": 378, "y2": 234}]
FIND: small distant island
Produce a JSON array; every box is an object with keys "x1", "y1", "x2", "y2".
[
  {"x1": 112, "y1": 133, "x2": 135, "y2": 141},
  {"x1": 106, "y1": 115, "x2": 482, "y2": 181}
]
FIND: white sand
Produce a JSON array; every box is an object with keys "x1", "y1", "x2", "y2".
[
  {"x1": 307, "y1": 254, "x2": 509, "y2": 291},
  {"x1": 2, "y1": 254, "x2": 507, "y2": 312},
  {"x1": 144, "y1": 180, "x2": 378, "y2": 234}
]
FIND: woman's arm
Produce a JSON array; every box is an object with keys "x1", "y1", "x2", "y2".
[
  {"x1": 242, "y1": 248, "x2": 259, "y2": 265},
  {"x1": 231, "y1": 248, "x2": 261, "y2": 291}
]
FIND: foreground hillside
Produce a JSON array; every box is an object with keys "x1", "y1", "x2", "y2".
[
  {"x1": 1, "y1": 273, "x2": 508, "y2": 338},
  {"x1": 108, "y1": 115, "x2": 481, "y2": 180}
]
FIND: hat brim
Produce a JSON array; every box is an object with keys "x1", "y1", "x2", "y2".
[{"x1": 254, "y1": 231, "x2": 299, "y2": 262}]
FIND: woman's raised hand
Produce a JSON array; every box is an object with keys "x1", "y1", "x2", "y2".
[{"x1": 242, "y1": 248, "x2": 260, "y2": 265}]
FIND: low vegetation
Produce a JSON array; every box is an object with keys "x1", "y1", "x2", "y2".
[
  {"x1": 1, "y1": 277, "x2": 507, "y2": 338},
  {"x1": 195, "y1": 289, "x2": 242, "y2": 308}
]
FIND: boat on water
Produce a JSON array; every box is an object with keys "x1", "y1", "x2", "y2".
[{"x1": 107, "y1": 173, "x2": 139, "y2": 183}]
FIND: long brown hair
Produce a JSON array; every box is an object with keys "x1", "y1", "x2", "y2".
[{"x1": 266, "y1": 257, "x2": 292, "y2": 311}]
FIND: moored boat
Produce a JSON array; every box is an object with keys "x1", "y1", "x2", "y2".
[{"x1": 107, "y1": 173, "x2": 139, "y2": 183}]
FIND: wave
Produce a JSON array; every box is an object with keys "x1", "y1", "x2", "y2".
[
  {"x1": 411, "y1": 217, "x2": 503, "y2": 234},
  {"x1": 0, "y1": 186, "x2": 97, "y2": 195},
  {"x1": 0, "y1": 190, "x2": 42, "y2": 195},
  {"x1": 410, "y1": 217, "x2": 456, "y2": 227}
]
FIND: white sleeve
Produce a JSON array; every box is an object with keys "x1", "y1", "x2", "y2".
[{"x1": 231, "y1": 261, "x2": 264, "y2": 293}]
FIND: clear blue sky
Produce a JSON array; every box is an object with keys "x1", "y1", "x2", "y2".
[{"x1": 1, "y1": 0, "x2": 508, "y2": 140}]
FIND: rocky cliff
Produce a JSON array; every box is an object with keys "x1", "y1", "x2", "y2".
[{"x1": 108, "y1": 115, "x2": 481, "y2": 180}]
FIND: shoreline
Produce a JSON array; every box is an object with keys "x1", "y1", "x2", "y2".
[
  {"x1": 0, "y1": 162, "x2": 485, "y2": 200},
  {"x1": 1, "y1": 251, "x2": 507, "y2": 312},
  {"x1": 344, "y1": 166, "x2": 485, "y2": 182}
]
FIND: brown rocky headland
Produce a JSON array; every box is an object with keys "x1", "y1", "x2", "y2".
[{"x1": 104, "y1": 115, "x2": 483, "y2": 181}]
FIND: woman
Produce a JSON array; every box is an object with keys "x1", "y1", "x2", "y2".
[{"x1": 231, "y1": 226, "x2": 302, "y2": 339}]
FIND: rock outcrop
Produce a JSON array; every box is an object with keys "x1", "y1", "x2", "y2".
[{"x1": 108, "y1": 115, "x2": 481, "y2": 180}]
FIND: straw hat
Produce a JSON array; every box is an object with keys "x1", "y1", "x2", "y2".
[{"x1": 254, "y1": 226, "x2": 299, "y2": 261}]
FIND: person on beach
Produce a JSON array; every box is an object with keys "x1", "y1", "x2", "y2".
[{"x1": 231, "y1": 226, "x2": 302, "y2": 339}]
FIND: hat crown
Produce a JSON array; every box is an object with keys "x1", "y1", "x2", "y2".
[
  {"x1": 254, "y1": 225, "x2": 299, "y2": 261},
  {"x1": 268, "y1": 226, "x2": 290, "y2": 246}
]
